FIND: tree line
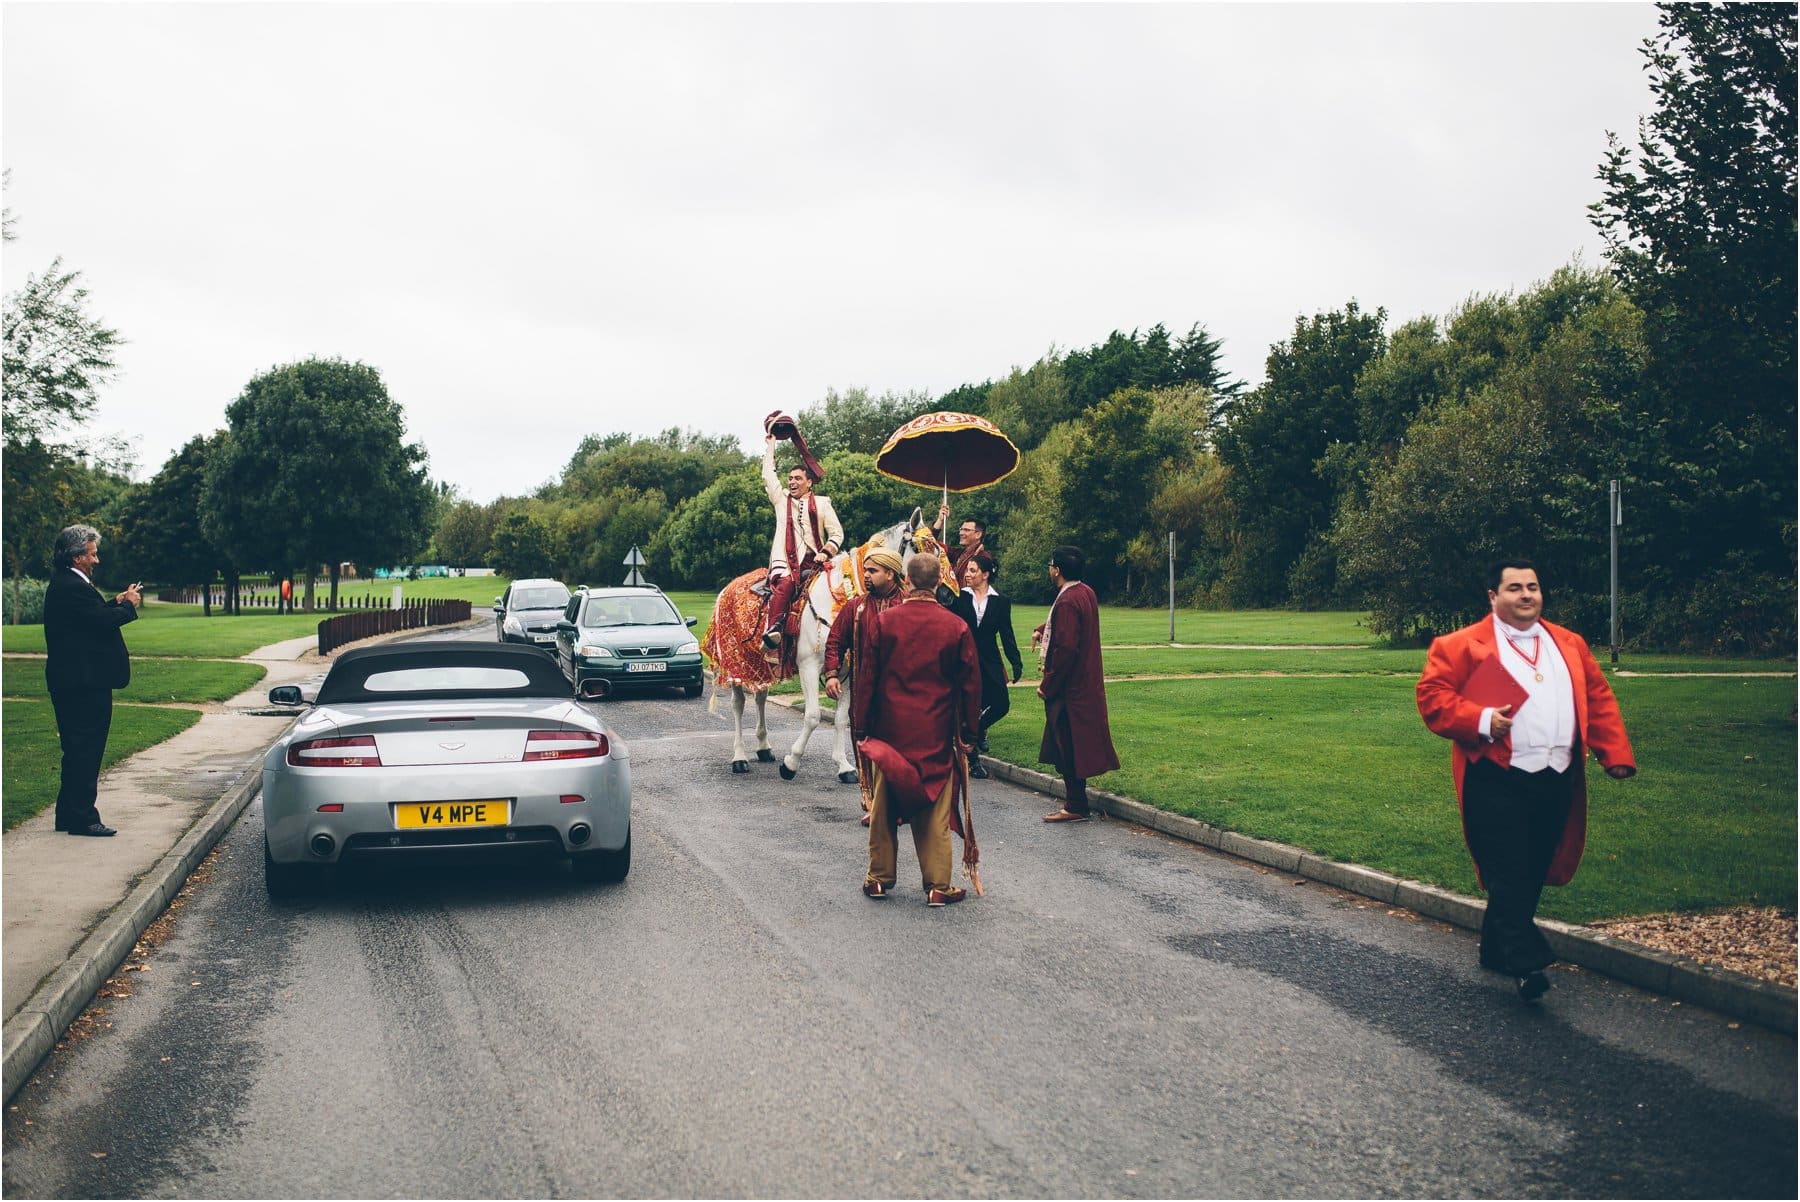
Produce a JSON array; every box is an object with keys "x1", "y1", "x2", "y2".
[{"x1": 5, "y1": 6, "x2": 1791, "y2": 651}]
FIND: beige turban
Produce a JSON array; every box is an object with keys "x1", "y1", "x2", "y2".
[{"x1": 863, "y1": 547, "x2": 904, "y2": 576}]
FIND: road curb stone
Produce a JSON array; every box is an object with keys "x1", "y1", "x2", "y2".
[
  {"x1": 974, "y1": 755, "x2": 1795, "y2": 1034},
  {"x1": 2, "y1": 735, "x2": 279, "y2": 1102}
]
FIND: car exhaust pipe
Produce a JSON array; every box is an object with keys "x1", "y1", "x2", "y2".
[
  {"x1": 568, "y1": 823, "x2": 592, "y2": 847},
  {"x1": 310, "y1": 833, "x2": 336, "y2": 858},
  {"x1": 580, "y1": 679, "x2": 610, "y2": 700}
]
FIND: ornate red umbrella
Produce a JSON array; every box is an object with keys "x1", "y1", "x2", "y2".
[{"x1": 873, "y1": 411, "x2": 1020, "y2": 495}]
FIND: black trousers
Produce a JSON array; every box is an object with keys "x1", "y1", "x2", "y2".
[
  {"x1": 1463, "y1": 758, "x2": 1574, "y2": 975},
  {"x1": 1048, "y1": 711, "x2": 1089, "y2": 815},
  {"x1": 51, "y1": 687, "x2": 112, "y2": 831}
]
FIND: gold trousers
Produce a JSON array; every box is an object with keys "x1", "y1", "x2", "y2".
[{"x1": 864, "y1": 765, "x2": 956, "y2": 894}]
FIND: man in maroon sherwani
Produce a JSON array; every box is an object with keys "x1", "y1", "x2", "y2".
[
  {"x1": 1035, "y1": 545, "x2": 1120, "y2": 823},
  {"x1": 851, "y1": 553, "x2": 982, "y2": 905}
]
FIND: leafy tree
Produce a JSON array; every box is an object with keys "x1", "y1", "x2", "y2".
[
  {"x1": 488, "y1": 510, "x2": 559, "y2": 581},
  {"x1": 1, "y1": 197, "x2": 125, "y2": 619},
  {"x1": 1214, "y1": 301, "x2": 1388, "y2": 605},
  {"x1": 119, "y1": 434, "x2": 226, "y2": 612},
  {"x1": 1059, "y1": 387, "x2": 1167, "y2": 596},
  {"x1": 201, "y1": 359, "x2": 433, "y2": 611},
  {"x1": 434, "y1": 499, "x2": 500, "y2": 567},
  {"x1": 983, "y1": 352, "x2": 1072, "y2": 451},
  {"x1": 795, "y1": 387, "x2": 936, "y2": 460},
  {"x1": 1, "y1": 257, "x2": 121, "y2": 448},
  {"x1": 1591, "y1": 2, "x2": 1796, "y2": 604},
  {"x1": 661, "y1": 467, "x2": 770, "y2": 590},
  {"x1": 1335, "y1": 273, "x2": 1649, "y2": 643}
]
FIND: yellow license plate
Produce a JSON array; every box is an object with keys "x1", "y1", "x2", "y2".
[{"x1": 394, "y1": 800, "x2": 510, "y2": 829}]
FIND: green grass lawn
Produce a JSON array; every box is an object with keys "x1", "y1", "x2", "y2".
[
  {"x1": 2, "y1": 656, "x2": 266, "y2": 704},
  {"x1": 2, "y1": 700, "x2": 202, "y2": 829},
  {"x1": 982, "y1": 672, "x2": 1795, "y2": 923}
]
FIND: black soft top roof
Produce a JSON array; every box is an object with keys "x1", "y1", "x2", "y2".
[{"x1": 316, "y1": 642, "x2": 571, "y2": 704}]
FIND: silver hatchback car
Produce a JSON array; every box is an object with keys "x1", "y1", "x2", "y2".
[{"x1": 494, "y1": 578, "x2": 572, "y2": 649}]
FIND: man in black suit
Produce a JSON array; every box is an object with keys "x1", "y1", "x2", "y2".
[{"x1": 43, "y1": 524, "x2": 140, "y2": 836}]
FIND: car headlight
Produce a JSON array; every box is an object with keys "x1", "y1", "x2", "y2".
[
  {"x1": 504, "y1": 615, "x2": 522, "y2": 633},
  {"x1": 577, "y1": 644, "x2": 614, "y2": 658},
  {"x1": 676, "y1": 640, "x2": 700, "y2": 655}
]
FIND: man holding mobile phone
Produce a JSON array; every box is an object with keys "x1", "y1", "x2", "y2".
[{"x1": 43, "y1": 524, "x2": 141, "y2": 837}]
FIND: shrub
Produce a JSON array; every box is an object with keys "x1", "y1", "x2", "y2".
[{"x1": 2, "y1": 577, "x2": 47, "y2": 625}]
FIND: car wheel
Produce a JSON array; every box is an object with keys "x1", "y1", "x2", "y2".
[
  {"x1": 571, "y1": 831, "x2": 630, "y2": 883},
  {"x1": 264, "y1": 837, "x2": 323, "y2": 899},
  {"x1": 682, "y1": 683, "x2": 703, "y2": 698}
]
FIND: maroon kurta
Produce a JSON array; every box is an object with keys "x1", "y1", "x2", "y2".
[
  {"x1": 852, "y1": 593, "x2": 981, "y2": 810},
  {"x1": 1037, "y1": 580, "x2": 1120, "y2": 779}
]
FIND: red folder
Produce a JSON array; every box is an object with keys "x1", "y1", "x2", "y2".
[{"x1": 1465, "y1": 652, "x2": 1528, "y2": 716}]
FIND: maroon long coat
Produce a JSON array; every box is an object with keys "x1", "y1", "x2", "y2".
[
  {"x1": 1037, "y1": 581, "x2": 1120, "y2": 779},
  {"x1": 851, "y1": 593, "x2": 981, "y2": 809}
]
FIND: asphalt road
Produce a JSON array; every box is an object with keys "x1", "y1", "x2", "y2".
[{"x1": 4, "y1": 626, "x2": 1795, "y2": 1198}]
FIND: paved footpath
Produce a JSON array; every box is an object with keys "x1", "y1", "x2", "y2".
[{"x1": 1, "y1": 623, "x2": 485, "y2": 1098}]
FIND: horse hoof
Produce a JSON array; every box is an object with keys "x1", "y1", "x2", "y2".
[
  {"x1": 779, "y1": 762, "x2": 796, "y2": 781},
  {"x1": 731, "y1": 761, "x2": 749, "y2": 774},
  {"x1": 757, "y1": 749, "x2": 776, "y2": 763},
  {"x1": 838, "y1": 770, "x2": 859, "y2": 785}
]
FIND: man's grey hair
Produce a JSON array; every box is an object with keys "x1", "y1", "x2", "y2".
[
  {"x1": 906, "y1": 552, "x2": 941, "y2": 591},
  {"x1": 53, "y1": 524, "x2": 100, "y2": 570}
]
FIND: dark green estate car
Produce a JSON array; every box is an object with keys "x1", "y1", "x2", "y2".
[{"x1": 554, "y1": 587, "x2": 705, "y2": 699}]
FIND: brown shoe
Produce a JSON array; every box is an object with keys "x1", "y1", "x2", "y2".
[
  {"x1": 1043, "y1": 809, "x2": 1089, "y2": 823},
  {"x1": 927, "y1": 886, "x2": 966, "y2": 907},
  {"x1": 862, "y1": 880, "x2": 890, "y2": 899}
]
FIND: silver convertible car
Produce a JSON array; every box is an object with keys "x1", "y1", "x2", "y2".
[{"x1": 261, "y1": 643, "x2": 631, "y2": 898}]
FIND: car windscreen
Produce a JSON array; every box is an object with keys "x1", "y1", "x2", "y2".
[
  {"x1": 316, "y1": 644, "x2": 571, "y2": 703},
  {"x1": 512, "y1": 586, "x2": 570, "y2": 610},
  {"x1": 582, "y1": 596, "x2": 680, "y2": 627}
]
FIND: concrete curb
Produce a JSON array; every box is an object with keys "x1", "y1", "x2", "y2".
[
  {"x1": 2, "y1": 726, "x2": 290, "y2": 1103},
  {"x1": 1, "y1": 612, "x2": 490, "y2": 1102},
  {"x1": 978, "y1": 756, "x2": 1797, "y2": 1035}
]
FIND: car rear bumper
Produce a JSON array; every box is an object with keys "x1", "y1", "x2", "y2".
[{"x1": 262, "y1": 756, "x2": 630, "y2": 865}]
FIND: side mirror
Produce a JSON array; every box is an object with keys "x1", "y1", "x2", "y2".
[
  {"x1": 557, "y1": 620, "x2": 575, "y2": 632},
  {"x1": 685, "y1": 616, "x2": 698, "y2": 628},
  {"x1": 269, "y1": 685, "x2": 306, "y2": 706}
]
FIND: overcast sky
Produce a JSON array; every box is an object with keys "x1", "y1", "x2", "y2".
[{"x1": 2, "y1": 2, "x2": 1662, "y2": 503}]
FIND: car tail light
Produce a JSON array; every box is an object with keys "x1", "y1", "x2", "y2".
[
  {"x1": 523, "y1": 730, "x2": 608, "y2": 761},
  {"x1": 317, "y1": 803, "x2": 344, "y2": 812},
  {"x1": 288, "y1": 735, "x2": 383, "y2": 768}
]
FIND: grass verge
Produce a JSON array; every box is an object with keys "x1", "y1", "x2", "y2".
[
  {"x1": 2, "y1": 657, "x2": 266, "y2": 704},
  {"x1": 2, "y1": 700, "x2": 202, "y2": 830},
  {"x1": 982, "y1": 673, "x2": 1795, "y2": 924}
]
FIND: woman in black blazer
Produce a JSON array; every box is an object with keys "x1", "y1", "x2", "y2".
[{"x1": 951, "y1": 552, "x2": 1024, "y2": 778}]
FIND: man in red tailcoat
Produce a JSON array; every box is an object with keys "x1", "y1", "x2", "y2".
[
  {"x1": 851, "y1": 553, "x2": 982, "y2": 906},
  {"x1": 1416, "y1": 559, "x2": 1636, "y2": 1003},
  {"x1": 1035, "y1": 544, "x2": 1120, "y2": 823}
]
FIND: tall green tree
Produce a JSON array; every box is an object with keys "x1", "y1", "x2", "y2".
[
  {"x1": 1592, "y1": 2, "x2": 1796, "y2": 599},
  {"x1": 1, "y1": 191, "x2": 125, "y2": 619},
  {"x1": 201, "y1": 359, "x2": 433, "y2": 611},
  {"x1": 1215, "y1": 301, "x2": 1388, "y2": 605},
  {"x1": 1059, "y1": 387, "x2": 1166, "y2": 596},
  {"x1": 795, "y1": 387, "x2": 936, "y2": 459},
  {"x1": 120, "y1": 434, "x2": 226, "y2": 613}
]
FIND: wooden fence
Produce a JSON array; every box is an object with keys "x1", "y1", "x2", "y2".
[{"x1": 317, "y1": 600, "x2": 475, "y2": 656}]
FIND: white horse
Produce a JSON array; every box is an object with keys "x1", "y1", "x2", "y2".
[{"x1": 708, "y1": 514, "x2": 918, "y2": 783}]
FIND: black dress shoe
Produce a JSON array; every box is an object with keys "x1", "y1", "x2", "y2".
[
  {"x1": 69, "y1": 823, "x2": 117, "y2": 837},
  {"x1": 1517, "y1": 970, "x2": 1550, "y2": 1001},
  {"x1": 969, "y1": 761, "x2": 989, "y2": 779}
]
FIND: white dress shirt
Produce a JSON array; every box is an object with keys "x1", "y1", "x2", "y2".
[{"x1": 1478, "y1": 615, "x2": 1576, "y2": 772}]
